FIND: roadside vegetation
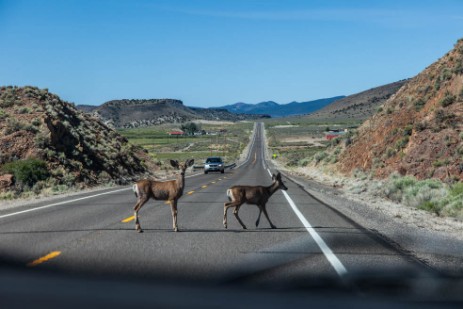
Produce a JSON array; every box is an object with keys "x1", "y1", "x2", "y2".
[
  {"x1": 264, "y1": 117, "x2": 359, "y2": 168},
  {"x1": 264, "y1": 117, "x2": 463, "y2": 221},
  {"x1": 383, "y1": 174, "x2": 463, "y2": 218}
]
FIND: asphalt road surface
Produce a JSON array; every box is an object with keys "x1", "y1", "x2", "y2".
[{"x1": 1, "y1": 123, "x2": 457, "y2": 306}]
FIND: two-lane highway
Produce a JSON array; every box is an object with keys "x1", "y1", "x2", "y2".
[{"x1": 0, "y1": 122, "x2": 430, "y2": 285}]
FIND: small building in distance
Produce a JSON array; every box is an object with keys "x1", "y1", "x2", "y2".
[
  {"x1": 169, "y1": 130, "x2": 185, "y2": 136},
  {"x1": 325, "y1": 129, "x2": 347, "y2": 140}
]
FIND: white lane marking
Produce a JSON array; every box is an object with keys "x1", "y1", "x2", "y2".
[
  {"x1": 0, "y1": 165, "x2": 205, "y2": 220},
  {"x1": 267, "y1": 169, "x2": 348, "y2": 276},
  {"x1": 0, "y1": 188, "x2": 131, "y2": 220}
]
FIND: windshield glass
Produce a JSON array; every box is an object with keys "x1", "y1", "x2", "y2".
[{"x1": 1, "y1": 0, "x2": 463, "y2": 306}]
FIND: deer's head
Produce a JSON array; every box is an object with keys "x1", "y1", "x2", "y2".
[
  {"x1": 170, "y1": 159, "x2": 195, "y2": 175},
  {"x1": 272, "y1": 172, "x2": 288, "y2": 191}
]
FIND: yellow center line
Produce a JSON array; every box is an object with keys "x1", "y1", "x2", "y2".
[
  {"x1": 187, "y1": 190, "x2": 194, "y2": 195},
  {"x1": 27, "y1": 251, "x2": 61, "y2": 267},
  {"x1": 122, "y1": 216, "x2": 135, "y2": 223},
  {"x1": 211, "y1": 181, "x2": 216, "y2": 184},
  {"x1": 201, "y1": 185, "x2": 208, "y2": 189}
]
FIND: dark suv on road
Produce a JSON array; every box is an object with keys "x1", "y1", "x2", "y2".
[{"x1": 204, "y1": 156, "x2": 224, "y2": 174}]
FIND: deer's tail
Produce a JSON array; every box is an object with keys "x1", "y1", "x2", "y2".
[
  {"x1": 226, "y1": 189, "x2": 233, "y2": 202},
  {"x1": 133, "y1": 183, "x2": 139, "y2": 198}
]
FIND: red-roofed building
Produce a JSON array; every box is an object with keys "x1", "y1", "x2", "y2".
[{"x1": 169, "y1": 131, "x2": 184, "y2": 136}]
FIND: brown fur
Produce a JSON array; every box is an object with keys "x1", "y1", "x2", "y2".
[
  {"x1": 223, "y1": 172, "x2": 288, "y2": 229},
  {"x1": 133, "y1": 159, "x2": 194, "y2": 232}
]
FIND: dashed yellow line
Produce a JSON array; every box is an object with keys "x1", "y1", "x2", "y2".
[
  {"x1": 27, "y1": 251, "x2": 61, "y2": 267},
  {"x1": 187, "y1": 190, "x2": 194, "y2": 195},
  {"x1": 201, "y1": 185, "x2": 208, "y2": 189},
  {"x1": 211, "y1": 181, "x2": 216, "y2": 184},
  {"x1": 122, "y1": 216, "x2": 135, "y2": 223}
]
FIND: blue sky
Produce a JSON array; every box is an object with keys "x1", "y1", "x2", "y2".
[{"x1": 1, "y1": 0, "x2": 463, "y2": 107}]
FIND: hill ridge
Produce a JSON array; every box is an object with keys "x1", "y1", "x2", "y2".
[
  {"x1": 219, "y1": 96, "x2": 346, "y2": 117},
  {"x1": 339, "y1": 38, "x2": 463, "y2": 181}
]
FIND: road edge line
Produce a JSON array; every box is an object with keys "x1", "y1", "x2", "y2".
[
  {"x1": 0, "y1": 188, "x2": 131, "y2": 220},
  {"x1": 266, "y1": 169, "x2": 348, "y2": 277}
]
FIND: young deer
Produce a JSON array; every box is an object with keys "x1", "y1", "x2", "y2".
[
  {"x1": 132, "y1": 159, "x2": 194, "y2": 233},
  {"x1": 223, "y1": 172, "x2": 288, "y2": 229}
]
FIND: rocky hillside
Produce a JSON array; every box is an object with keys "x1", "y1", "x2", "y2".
[
  {"x1": 78, "y1": 99, "x2": 269, "y2": 129},
  {"x1": 0, "y1": 86, "x2": 158, "y2": 194},
  {"x1": 307, "y1": 80, "x2": 408, "y2": 121},
  {"x1": 79, "y1": 99, "x2": 198, "y2": 128},
  {"x1": 339, "y1": 38, "x2": 463, "y2": 182}
]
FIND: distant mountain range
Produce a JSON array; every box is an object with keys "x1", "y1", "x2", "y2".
[
  {"x1": 77, "y1": 99, "x2": 269, "y2": 129},
  {"x1": 218, "y1": 96, "x2": 345, "y2": 118},
  {"x1": 305, "y1": 80, "x2": 408, "y2": 121},
  {"x1": 74, "y1": 82, "x2": 409, "y2": 128}
]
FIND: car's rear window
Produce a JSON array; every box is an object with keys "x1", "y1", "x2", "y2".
[{"x1": 206, "y1": 158, "x2": 222, "y2": 163}]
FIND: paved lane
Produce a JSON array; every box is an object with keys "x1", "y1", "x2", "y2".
[{"x1": 0, "y1": 123, "x2": 428, "y2": 286}]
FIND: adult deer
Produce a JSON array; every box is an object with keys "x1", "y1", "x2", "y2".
[
  {"x1": 223, "y1": 172, "x2": 288, "y2": 229},
  {"x1": 132, "y1": 159, "x2": 194, "y2": 233}
]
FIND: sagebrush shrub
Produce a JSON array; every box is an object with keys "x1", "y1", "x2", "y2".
[{"x1": 1, "y1": 159, "x2": 49, "y2": 187}]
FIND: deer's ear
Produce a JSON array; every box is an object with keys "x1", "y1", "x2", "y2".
[
  {"x1": 272, "y1": 174, "x2": 276, "y2": 180},
  {"x1": 170, "y1": 160, "x2": 179, "y2": 168},
  {"x1": 186, "y1": 159, "x2": 194, "y2": 167}
]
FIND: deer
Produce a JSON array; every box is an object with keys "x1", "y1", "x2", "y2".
[
  {"x1": 223, "y1": 172, "x2": 288, "y2": 230},
  {"x1": 132, "y1": 159, "x2": 194, "y2": 233}
]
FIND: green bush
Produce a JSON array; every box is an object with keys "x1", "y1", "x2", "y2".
[
  {"x1": 0, "y1": 108, "x2": 7, "y2": 119},
  {"x1": 450, "y1": 182, "x2": 463, "y2": 196},
  {"x1": 1, "y1": 159, "x2": 49, "y2": 187},
  {"x1": 440, "y1": 68, "x2": 453, "y2": 81},
  {"x1": 414, "y1": 121, "x2": 427, "y2": 132},
  {"x1": 395, "y1": 136, "x2": 410, "y2": 150},
  {"x1": 440, "y1": 92, "x2": 456, "y2": 107},
  {"x1": 314, "y1": 151, "x2": 328, "y2": 164},
  {"x1": 439, "y1": 182, "x2": 463, "y2": 218},
  {"x1": 453, "y1": 59, "x2": 463, "y2": 75},
  {"x1": 414, "y1": 98, "x2": 426, "y2": 111},
  {"x1": 403, "y1": 125, "x2": 413, "y2": 136},
  {"x1": 383, "y1": 175, "x2": 463, "y2": 218},
  {"x1": 418, "y1": 201, "x2": 442, "y2": 214}
]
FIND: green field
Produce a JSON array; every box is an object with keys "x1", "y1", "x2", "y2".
[
  {"x1": 118, "y1": 122, "x2": 254, "y2": 165},
  {"x1": 263, "y1": 117, "x2": 362, "y2": 168}
]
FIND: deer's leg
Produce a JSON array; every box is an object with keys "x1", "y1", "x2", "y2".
[
  {"x1": 223, "y1": 202, "x2": 234, "y2": 229},
  {"x1": 233, "y1": 205, "x2": 247, "y2": 230},
  {"x1": 169, "y1": 200, "x2": 179, "y2": 232},
  {"x1": 261, "y1": 204, "x2": 276, "y2": 229},
  {"x1": 255, "y1": 208, "x2": 263, "y2": 227},
  {"x1": 133, "y1": 197, "x2": 148, "y2": 233}
]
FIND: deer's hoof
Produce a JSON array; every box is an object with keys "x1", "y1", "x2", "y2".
[
  {"x1": 174, "y1": 228, "x2": 179, "y2": 232},
  {"x1": 137, "y1": 229, "x2": 144, "y2": 233},
  {"x1": 242, "y1": 226, "x2": 247, "y2": 230},
  {"x1": 271, "y1": 225, "x2": 277, "y2": 229}
]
